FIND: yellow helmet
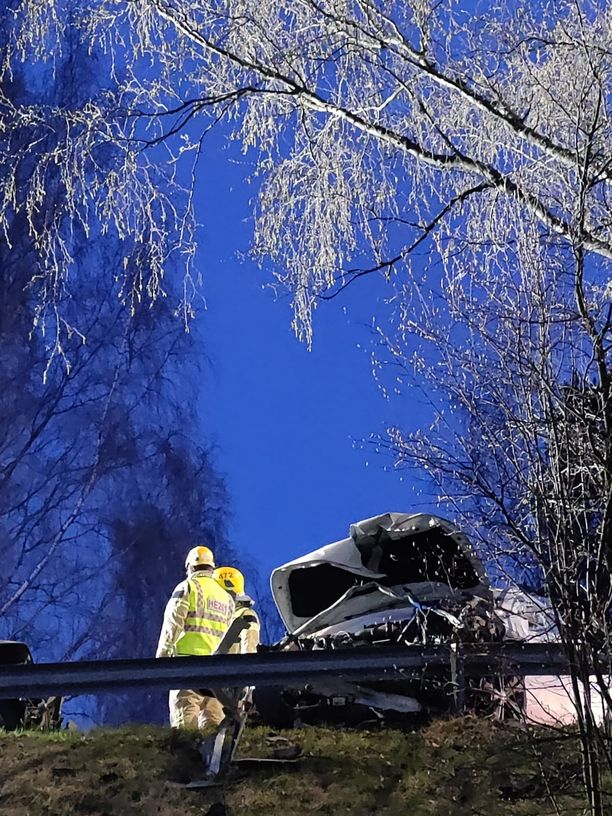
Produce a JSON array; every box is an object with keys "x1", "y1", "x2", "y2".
[
  {"x1": 213, "y1": 566, "x2": 245, "y2": 596},
  {"x1": 185, "y1": 546, "x2": 215, "y2": 571}
]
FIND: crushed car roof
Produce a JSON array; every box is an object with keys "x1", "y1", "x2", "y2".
[{"x1": 271, "y1": 512, "x2": 489, "y2": 633}]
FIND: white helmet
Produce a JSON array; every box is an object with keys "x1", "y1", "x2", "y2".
[{"x1": 185, "y1": 546, "x2": 215, "y2": 571}]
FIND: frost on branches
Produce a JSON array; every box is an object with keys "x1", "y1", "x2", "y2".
[{"x1": 8, "y1": 1, "x2": 612, "y2": 340}]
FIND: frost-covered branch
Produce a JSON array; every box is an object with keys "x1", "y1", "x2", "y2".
[{"x1": 7, "y1": 0, "x2": 612, "y2": 344}]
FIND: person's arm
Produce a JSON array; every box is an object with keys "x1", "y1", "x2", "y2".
[
  {"x1": 155, "y1": 581, "x2": 190, "y2": 657},
  {"x1": 242, "y1": 614, "x2": 261, "y2": 653},
  {"x1": 238, "y1": 606, "x2": 260, "y2": 653},
  {"x1": 226, "y1": 595, "x2": 236, "y2": 627}
]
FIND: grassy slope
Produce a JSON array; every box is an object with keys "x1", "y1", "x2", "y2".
[{"x1": 0, "y1": 718, "x2": 590, "y2": 815}]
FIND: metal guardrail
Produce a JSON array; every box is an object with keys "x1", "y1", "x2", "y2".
[{"x1": 0, "y1": 642, "x2": 599, "y2": 700}]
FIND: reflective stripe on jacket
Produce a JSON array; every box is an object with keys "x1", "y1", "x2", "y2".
[
  {"x1": 175, "y1": 574, "x2": 234, "y2": 656},
  {"x1": 226, "y1": 599, "x2": 261, "y2": 655}
]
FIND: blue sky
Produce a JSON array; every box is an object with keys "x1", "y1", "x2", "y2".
[{"x1": 196, "y1": 128, "x2": 436, "y2": 584}]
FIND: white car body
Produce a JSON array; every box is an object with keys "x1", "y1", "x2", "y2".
[
  {"x1": 272, "y1": 512, "x2": 489, "y2": 634},
  {"x1": 268, "y1": 512, "x2": 604, "y2": 725}
]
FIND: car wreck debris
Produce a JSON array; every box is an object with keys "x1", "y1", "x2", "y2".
[{"x1": 257, "y1": 512, "x2": 567, "y2": 726}]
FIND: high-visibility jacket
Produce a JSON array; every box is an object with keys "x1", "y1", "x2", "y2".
[
  {"x1": 225, "y1": 597, "x2": 260, "y2": 655},
  {"x1": 156, "y1": 572, "x2": 234, "y2": 658}
]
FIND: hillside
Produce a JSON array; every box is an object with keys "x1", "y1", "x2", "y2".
[{"x1": 0, "y1": 718, "x2": 594, "y2": 815}]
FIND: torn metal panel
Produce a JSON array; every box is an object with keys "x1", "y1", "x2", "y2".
[
  {"x1": 348, "y1": 513, "x2": 487, "y2": 588},
  {"x1": 492, "y1": 587, "x2": 558, "y2": 643},
  {"x1": 271, "y1": 513, "x2": 490, "y2": 635},
  {"x1": 301, "y1": 675, "x2": 422, "y2": 714}
]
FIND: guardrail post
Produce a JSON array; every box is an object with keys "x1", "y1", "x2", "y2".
[{"x1": 450, "y1": 639, "x2": 465, "y2": 714}]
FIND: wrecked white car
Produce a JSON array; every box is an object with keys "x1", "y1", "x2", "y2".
[{"x1": 254, "y1": 512, "x2": 556, "y2": 726}]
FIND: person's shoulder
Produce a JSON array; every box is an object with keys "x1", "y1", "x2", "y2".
[
  {"x1": 170, "y1": 579, "x2": 189, "y2": 599},
  {"x1": 237, "y1": 599, "x2": 260, "y2": 624},
  {"x1": 205, "y1": 576, "x2": 234, "y2": 604},
  {"x1": 207, "y1": 575, "x2": 228, "y2": 594}
]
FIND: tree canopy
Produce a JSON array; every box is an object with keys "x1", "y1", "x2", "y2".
[{"x1": 7, "y1": 1, "x2": 612, "y2": 343}]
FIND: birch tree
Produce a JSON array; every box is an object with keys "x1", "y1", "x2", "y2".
[{"x1": 0, "y1": 7, "x2": 233, "y2": 703}]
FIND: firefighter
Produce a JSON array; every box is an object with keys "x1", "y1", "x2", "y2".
[
  {"x1": 214, "y1": 566, "x2": 260, "y2": 654},
  {"x1": 156, "y1": 546, "x2": 234, "y2": 729},
  {"x1": 196, "y1": 566, "x2": 261, "y2": 724}
]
